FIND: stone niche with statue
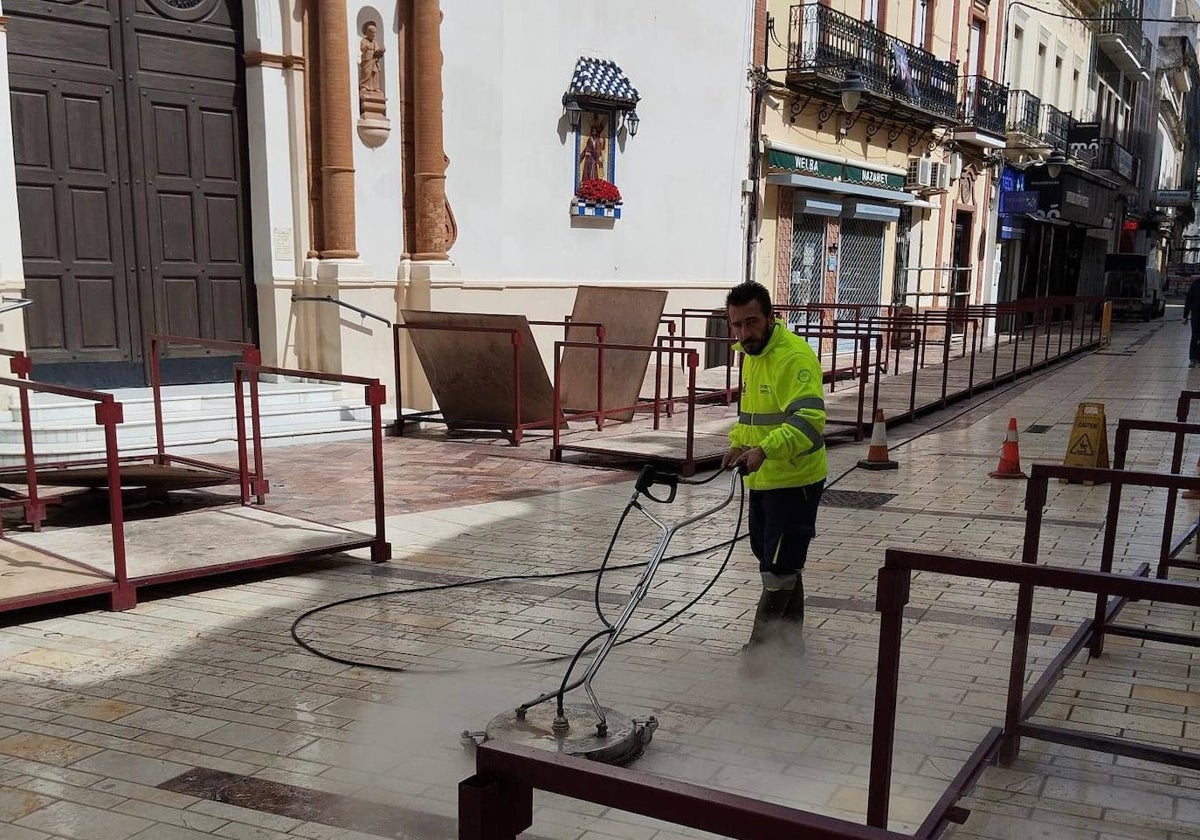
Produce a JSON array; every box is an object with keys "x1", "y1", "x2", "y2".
[{"x1": 357, "y1": 18, "x2": 390, "y2": 147}]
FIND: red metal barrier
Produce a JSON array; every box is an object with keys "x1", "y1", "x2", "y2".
[
  {"x1": 461, "y1": 739, "x2": 909, "y2": 840},
  {"x1": 0, "y1": 377, "x2": 130, "y2": 612},
  {"x1": 234, "y1": 363, "x2": 391, "y2": 564},
  {"x1": 871, "y1": 461, "x2": 1200, "y2": 835},
  {"x1": 551, "y1": 341, "x2": 702, "y2": 474},
  {"x1": 392, "y1": 320, "x2": 603, "y2": 444},
  {"x1": 149, "y1": 334, "x2": 266, "y2": 501}
]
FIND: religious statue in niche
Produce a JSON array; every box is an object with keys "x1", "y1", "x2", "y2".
[{"x1": 358, "y1": 21, "x2": 387, "y2": 120}]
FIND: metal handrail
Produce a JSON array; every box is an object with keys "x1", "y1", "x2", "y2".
[{"x1": 291, "y1": 294, "x2": 392, "y2": 328}]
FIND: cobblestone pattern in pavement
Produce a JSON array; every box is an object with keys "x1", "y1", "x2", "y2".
[{"x1": 0, "y1": 319, "x2": 1199, "y2": 840}]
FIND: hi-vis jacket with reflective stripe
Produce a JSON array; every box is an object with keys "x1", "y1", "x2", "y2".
[{"x1": 730, "y1": 320, "x2": 828, "y2": 491}]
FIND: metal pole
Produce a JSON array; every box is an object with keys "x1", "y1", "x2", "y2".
[
  {"x1": 17, "y1": 387, "x2": 42, "y2": 530},
  {"x1": 367, "y1": 382, "x2": 390, "y2": 563},
  {"x1": 151, "y1": 337, "x2": 166, "y2": 464},
  {"x1": 1000, "y1": 473, "x2": 1046, "y2": 765},
  {"x1": 512, "y1": 332, "x2": 523, "y2": 445},
  {"x1": 867, "y1": 563, "x2": 910, "y2": 829},
  {"x1": 551, "y1": 343, "x2": 563, "y2": 462},
  {"x1": 1090, "y1": 482, "x2": 1125, "y2": 656},
  {"x1": 100, "y1": 399, "x2": 133, "y2": 610},
  {"x1": 234, "y1": 368, "x2": 251, "y2": 506}
]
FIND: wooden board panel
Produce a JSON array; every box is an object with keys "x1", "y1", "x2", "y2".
[
  {"x1": 560, "y1": 286, "x2": 668, "y2": 422},
  {"x1": 401, "y1": 310, "x2": 560, "y2": 429}
]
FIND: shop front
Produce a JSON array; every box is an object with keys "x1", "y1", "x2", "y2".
[
  {"x1": 998, "y1": 163, "x2": 1118, "y2": 304},
  {"x1": 765, "y1": 142, "x2": 916, "y2": 349}
]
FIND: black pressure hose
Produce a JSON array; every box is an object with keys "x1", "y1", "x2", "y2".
[{"x1": 290, "y1": 349, "x2": 1075, "y2": 675}]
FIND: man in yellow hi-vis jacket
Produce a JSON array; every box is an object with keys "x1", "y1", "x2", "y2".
[{"x1": 721, "y1": 282, "x2": 827, "y2": 649}]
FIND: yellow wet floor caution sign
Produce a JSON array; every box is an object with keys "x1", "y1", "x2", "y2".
[{"x1": 1060, "y1": 402, "x2": 1109, "y2": 483}]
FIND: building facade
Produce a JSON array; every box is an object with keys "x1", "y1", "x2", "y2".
[
  {"x1": 995, "y1": 0, "x2": 1169, "y2": 314},
  {"x1": 0, "y1": 0, "x2": 756, "y2": 399},
  {"x1": 753, "y1": 0, "x2": 1008, "y2": 337}
]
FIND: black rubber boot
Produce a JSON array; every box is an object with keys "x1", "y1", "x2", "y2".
[
  {"x1": 781, "y1": 579, "x2": 806, "y2": 654},
  {"x1": 782, "y1": 578, "x2": 804, "y2": 624},
  {"x1": 745, "y1": 588, "x2": 791, "y2": 648}
]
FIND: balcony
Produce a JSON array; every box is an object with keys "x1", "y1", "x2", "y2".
[
  {"x1": 1041, "y1": 103, "x2": 1072, "y2": 150},
  {"x1": 1098, "y1": 3, "x2": 1153, "y2": 79},
  {"x1": 787, "y1": 3, "x2": 959, "y2": 125},
  {"x1": 955, "y1": 75, "x2": 1008, "y2": 147},
  {"x1": 1093, "y1": 137, "x2": 1140, "y2": 183},
  {"x1": 1006, "y1": 89, "x2": 1042, "y2": 144}
]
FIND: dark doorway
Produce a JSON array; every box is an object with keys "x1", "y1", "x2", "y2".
[
  {"x1": 6, "y1": 0, "x2": 255, "y2": 388},
  {"x1": 951, "y1": 210, "x2": 973, "y2": 334}
]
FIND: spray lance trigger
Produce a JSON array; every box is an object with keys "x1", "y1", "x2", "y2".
[{"x1": 634, "y1": 464, "x2": 678, "y2": 504}]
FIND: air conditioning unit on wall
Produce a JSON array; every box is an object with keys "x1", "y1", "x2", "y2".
[
  {"x1": 906, "y1": 157, "x2": 933, "y2": 189},
  {"x1": 928, "y1": 162, "x2": 952, "y2": 193}
]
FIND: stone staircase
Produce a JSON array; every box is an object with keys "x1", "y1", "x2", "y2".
[{"x1": 0, "y1": 381, "x2": 377, "y2": 467}]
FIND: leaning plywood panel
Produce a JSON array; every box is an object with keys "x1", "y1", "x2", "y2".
[
  {"x1": 560, "y1": 286, "x2": 668, "y2": 423},
  {"x1": 400, "y1": 310, "x2": 560, "y2": 429}
]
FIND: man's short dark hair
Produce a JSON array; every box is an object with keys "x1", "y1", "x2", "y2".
[{"x1": 726, "y1": 282, "x2": 772, "y2": 316}]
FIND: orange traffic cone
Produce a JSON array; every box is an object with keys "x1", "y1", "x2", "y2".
[
  {"x1": 857, "y1": 409, "x2": 898, "y2": 470},
  {"x1": 989, "y1": 417, "x2": 1027, "y2": 479}
]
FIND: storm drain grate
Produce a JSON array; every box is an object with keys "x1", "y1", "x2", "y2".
[
  {"x1": 823, "y1": 489, "x2": 898, "y2": 510},
  {"x1": 1025, "y1": 424, "x2": 1054, "y2": 434}
]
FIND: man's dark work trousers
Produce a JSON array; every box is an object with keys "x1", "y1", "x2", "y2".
[{"x1": 748, "y1": 479, "x2": 824, "y2": 625}]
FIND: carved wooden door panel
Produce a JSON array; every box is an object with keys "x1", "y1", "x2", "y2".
[
  {"x1": 129, "y1": 0, "x2": 252, "y2": 352},
  {"x1": 5, "y1": 0, "x2": 143, "y2": 383},
  {"x1": 4, "y1": 0, "x2": 252, "y2": 386},
  {"x1": 10, "y1": 74, "x2": 136, "y2": 369}
]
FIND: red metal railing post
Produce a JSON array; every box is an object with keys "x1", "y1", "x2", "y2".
[
  {"x1": 458, "y1": 775, "x2": 515, "y2": 840},
  {"x1": 551, "y1": 342, "x2": 563, "y2": 462},
  {"x1": 17, "y1": 385, "x2": 44, "y2": 530},
  {"x1": 512, "y1": 331, "x2": 523, "y2": 445},
  {"x1": 856, "y1": 334, "x2": 868, "y2": 439},
  {"x1": 653, "y1": 339, "x2": 663, "y2": 431},
  {"x1": 1090, "y1": 481, "x2": 1125, "y2": 656},
  {"x1": 366, "y1": 382, "x2": 391, "y2": 563},
  {"x1": 98, "y1": 398, "x2": 134, "y2": 610},
  {"x1": 151, "y1": 337, "x2": 166, "y2": 464},
  {"x1": 1001, "y1": 474, "x2": 1047, "y2": 765},
  {"x1": 243, "y1": 347, "x2": 266, "y2": 503},
  {"x1": 867, "y1": 561, "x2": 910, "y2": 829},
  {"x1": 684, "y1": 351, "x2": 697, "y2": 477},
  {"x1": 596, "y1": 331, "x2": 606, "y2": 431},
  {"x1": 234, "y1": 368, "x2": 251, "y2": 506},
  {"x1": 940, "y1": 321, "x2": 951, "y2": 410}
]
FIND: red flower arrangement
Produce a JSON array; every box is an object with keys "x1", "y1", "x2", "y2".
[{"x1": 576, "y1": 178, "x2": 622, "y2": 204}]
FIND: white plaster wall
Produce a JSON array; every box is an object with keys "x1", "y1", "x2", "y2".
[
  {"x1": 0, "y1": 9, "x2": 30, "y2": 406},
  {"x1": 348, "y1": 1, "x2": 404, "y2": 278},
  {"x1": 243, "y1": 0, "x2": 308, "y2": 367},
  {"x1": 434, "y1": 0, "x2": 754, "y2": 287}
]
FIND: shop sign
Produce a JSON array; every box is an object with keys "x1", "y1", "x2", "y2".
[{"x1": 768, "y1": 149, "x2": 904, "y2": 191}]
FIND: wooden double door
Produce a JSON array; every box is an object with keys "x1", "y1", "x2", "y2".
[{"x1": 6, "y1": 0, "x2": 253, "y2": 387}]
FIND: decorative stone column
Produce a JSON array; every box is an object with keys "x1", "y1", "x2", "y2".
[
  {"x1": 411, "y1": 0, "x2": 450, "y2": 261},
  {"x1": 317, "y1": 0, "x2": 358, "y2": 259}
]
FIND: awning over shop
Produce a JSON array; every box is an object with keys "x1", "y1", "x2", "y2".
[{"x1": 766, "y1": 172, "x2": 914, "y2": 204}]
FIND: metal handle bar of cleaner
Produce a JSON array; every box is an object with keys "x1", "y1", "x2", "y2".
[{"x1": 515, "y1": 465, "x2": 744, "y2": 734}]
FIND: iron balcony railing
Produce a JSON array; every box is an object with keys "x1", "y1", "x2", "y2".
[
  {"x1": 1099, "y1": 4, "x2": 1153, "y2": 68},
  {"x1": 1007, "y1": 89, "x2": 1042, "y2": 136},
  {"x1": 1093, "y1": 137, "x2": 1139, "y2": 182},
  {"x1": 959, "y1": 75, "x2": 1008, "y2": 136},
  {"x1": 787, "y1": 3, "x2": 958, "y2": 121},
  {"x1": 1041, "y1": 103, "x2": 1073, "y2": 149}
]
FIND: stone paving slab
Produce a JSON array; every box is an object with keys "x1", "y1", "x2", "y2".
[{"x1": 0, "y1": 318, "x2": 1199, "y2": 839}]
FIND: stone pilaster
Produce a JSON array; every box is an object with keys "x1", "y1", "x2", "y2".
[
  {"x1": 411, "y1": 0, "x2": 450, "y2": 261},
  {"x1": 317, "y1": 0, "x2": 357, "y2": 259}
]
